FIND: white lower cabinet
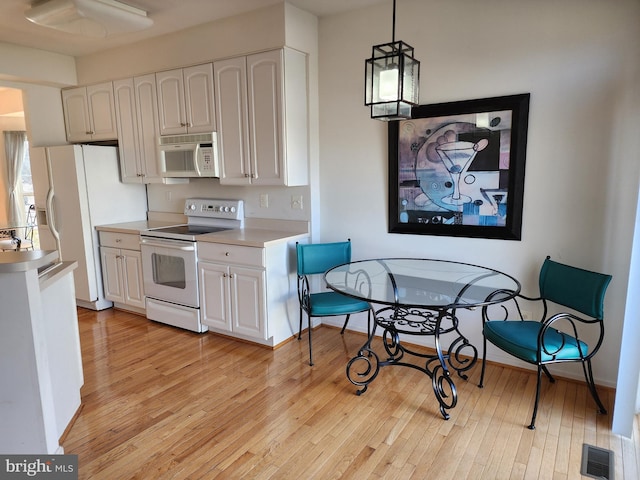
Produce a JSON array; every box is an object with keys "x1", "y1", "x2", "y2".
[
  {"x1": 198, "y1": 241, "x2": 296, "y2": 346},
  {"x1": 99, "y1": 232, "x2": 145, "y2": 312},
  {"x1": 199, "y1": 262, "x2": 266, "y2": 340}
]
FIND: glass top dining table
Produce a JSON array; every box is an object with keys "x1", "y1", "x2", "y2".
[
  {"x1": 324, "y1": 258, "x2": 521, "y2": 420},
  {"x1": 324, "y1": 258, "x2": 521, "y2": 309}
]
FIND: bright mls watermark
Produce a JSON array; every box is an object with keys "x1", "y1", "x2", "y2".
[{"x1": 0, "y1": 455, "x2": 77, "y2": 479}]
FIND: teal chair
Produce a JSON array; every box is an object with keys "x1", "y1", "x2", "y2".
[
  {"x1": 296, "y1": 241, "x2": 371, "y2": 366},
  {"x1": 479, "y1": 256, "x2": 612, "y2": 429}
]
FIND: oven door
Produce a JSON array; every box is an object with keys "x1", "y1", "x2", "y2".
[{"x1": 141, "y1": 237, "x2": 198, "y2": 307}]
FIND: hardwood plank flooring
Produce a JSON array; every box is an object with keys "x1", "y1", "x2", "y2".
[{"x1": 64, "y1": 308, "x2": 640, "y2": 479}]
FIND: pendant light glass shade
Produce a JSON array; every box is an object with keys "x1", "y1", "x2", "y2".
[
  {"x1": 365, "y1": 41, "x2": 420, "y2": 120},
  {"x1": 364, "y1": 1, "x2": 420, "y2": 121}
]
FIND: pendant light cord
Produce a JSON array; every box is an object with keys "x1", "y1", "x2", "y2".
[{"x1": 391, "y1": 0, "x2": 396, "y2": 43}]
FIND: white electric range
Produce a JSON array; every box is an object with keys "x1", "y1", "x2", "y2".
[{"x1": 140, "y1": 198, "x2": 244, "y2": 332}]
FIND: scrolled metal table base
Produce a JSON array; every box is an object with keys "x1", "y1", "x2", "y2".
[{"x1": 346, "y1": 306, "x2": 478, "y2": 420}]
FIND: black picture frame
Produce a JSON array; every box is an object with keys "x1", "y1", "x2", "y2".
[{"x1": 388, "y1": 93, "x2": 530, "y2": 240}]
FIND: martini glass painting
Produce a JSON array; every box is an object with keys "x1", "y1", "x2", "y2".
[{"x1": 435, "y1": 138, "x2": 488, "y2": 206}]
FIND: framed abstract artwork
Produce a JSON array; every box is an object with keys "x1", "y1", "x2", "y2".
[{"x1": 388, "y1": 93, "x2": 530, "y2": 240}]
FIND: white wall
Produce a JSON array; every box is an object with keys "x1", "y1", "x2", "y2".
[
  {"x1": 0, "y1": 42, "x2": 74, "y2": 147},
  {"x1": 317, "y1": 0, "x2": 640, "y2": 392},
  {"x1": 0, "y1": 42, "x2": 76, "y2": 87},
  {"x1": 74, "y1": 4, "x2": 287, "y2": 84}
]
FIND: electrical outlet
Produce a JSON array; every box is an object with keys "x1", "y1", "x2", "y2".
[
  {"x1": 291, "y1": 195, "x2": 303, "y2": 210},
  {"x1": 259, "y1": 193, "x2": 269, "y2": 208}
]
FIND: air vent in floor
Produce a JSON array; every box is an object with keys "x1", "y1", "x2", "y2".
[{"x1": 581, "y1": 443, "x2": 614, "y2": 479}]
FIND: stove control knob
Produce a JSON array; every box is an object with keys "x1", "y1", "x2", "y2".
[
  {"x1": 223, "y1": 206, "x2": 230, "y2": 212},
  {"x1": 187, "y1": 203, "x2": 196, "y2": 211}
]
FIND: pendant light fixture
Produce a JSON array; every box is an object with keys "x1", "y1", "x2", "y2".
[{"x1": 364, "y1": 0, "x2": 420, "y2": 121}]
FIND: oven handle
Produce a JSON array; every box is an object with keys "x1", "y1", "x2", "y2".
[{"x1": 140, "y1": 238, "x2": 196, "y2": 251}]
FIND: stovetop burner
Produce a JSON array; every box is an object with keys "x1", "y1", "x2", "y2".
[
  {"x1": 141, "y1": 198, "x2": 244, "y2": 242},
  {"x1": 149, "y1": 225, "x2": 231, "y2": 236}
]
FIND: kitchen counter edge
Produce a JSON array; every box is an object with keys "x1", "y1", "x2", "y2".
[
  {"x1": 96, "y1": 222, "x2": 309, "y2": 248},
  {"x1": 0, "y1": 250, "x2": 59, "y2": 273}
]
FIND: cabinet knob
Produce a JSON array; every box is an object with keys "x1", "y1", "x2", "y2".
[
  {"x1": 115, "y1": 238, "x2": 122, "y2": 243},
  {"x1": 225, "y1": 252, "x2": 230, "y2": 256}
]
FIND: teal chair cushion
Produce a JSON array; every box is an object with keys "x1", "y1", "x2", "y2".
[
  {"x1": 309, "y1": 292, "x2": 370, "y2": 317},
  {"x1": 484, "y1": 320, "x2": 589, "y2": 363}
]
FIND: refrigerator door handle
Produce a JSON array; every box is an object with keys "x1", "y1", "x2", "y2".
[
  {"x1": 46, "y1": 188, "x2": 60, "y2": 242},
  {"x1": 45, "y1": 149, "x2": 61, "y2": 254}
]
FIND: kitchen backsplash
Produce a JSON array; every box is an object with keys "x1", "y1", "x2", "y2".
[{"x1": 146, "y1": 180, "x2": 310, "y2": 222}]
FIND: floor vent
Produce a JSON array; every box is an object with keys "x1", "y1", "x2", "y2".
[{"x1": 581, "y1": 443, "x2": 614, "y2": 479}]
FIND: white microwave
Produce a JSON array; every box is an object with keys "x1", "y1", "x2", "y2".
[{"x1": 158, "y1": 132, "x2": 219, "y2": 178}]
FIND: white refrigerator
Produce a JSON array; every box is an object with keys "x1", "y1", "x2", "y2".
[{"x1": 31, "y1": 144, "x2": 147, "y2": 310}]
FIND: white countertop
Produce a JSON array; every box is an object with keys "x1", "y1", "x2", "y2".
[
  {"x1": 0, "y1": 249, "x2": 59, "y2": 273},
  {"x1": 196, "y1": 227, "x2": 308, "y2": 248},
  {"x1": 96, "y1": 219, "x2": 309, "y2": 248},
  {"x1": 95, "y1": 220, "x2": 181, "y2": 234}
]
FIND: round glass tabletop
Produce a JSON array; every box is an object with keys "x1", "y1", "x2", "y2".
[{"x1": 324, "y1": 258, "x2": 521, "y2": 309}]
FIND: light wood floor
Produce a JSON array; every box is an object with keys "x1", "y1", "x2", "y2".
[{"x1": 64, "y1": 307, "x2": 639, "y2": 479}]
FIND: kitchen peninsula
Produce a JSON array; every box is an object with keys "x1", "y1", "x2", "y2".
[{"x1": 0, "y1": 251, "x2": 83, "y2": 454}]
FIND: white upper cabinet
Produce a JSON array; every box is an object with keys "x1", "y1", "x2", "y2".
[
  {"x1": 213, "y1": 56, "x2": 250, "y2": 183},
  {"x1": 62, "y1": 82, "x2": 117, "y2": 142},
  {"x1": 134, "y1": 74, "x2": 163, "y2": 182},
  {"x1": 214, "y1": 48, "x2": 309, "y2": 186},
  {"x1": 156, "y1": 63, "x2": 216, "y2": 135},
  {"x1": 113, "y1": 75, "x2": 163, "y2": 184}
]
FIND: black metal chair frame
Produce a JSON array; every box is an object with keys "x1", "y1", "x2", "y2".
[
  {"x1": 296, "y1": 241, "x2": 372, "y2": 366},
  {"x1": 479, "y1": 256, "x2": 611, "y2": 429}
]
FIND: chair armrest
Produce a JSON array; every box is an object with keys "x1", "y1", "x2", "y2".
[
  {"x1": 482, "y1": 289, "x2": 544, "y2": 323},
  {"x1": 297, "y1": 274, "x2": 311, "y2": 310},
  {"x1": 539, "y1": 312, "x2": 604, "y2": 359}
]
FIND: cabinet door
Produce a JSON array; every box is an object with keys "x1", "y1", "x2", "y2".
[
  {"x1": 100, "y1": 247, "x2": 124, "y2": 303},
  {"x1": 184, "y1": 63, "x2": 216, "y2": 134},
  {"x1": 199, "y1": 262, "x2": 232, "y2": 331},
  {"x1": 113, "y1": 78, "x2": 142, "y2": 183},
  {"x1": 122, "y1": 250, "x2": 145, "y2": 309},
  {"x1": 214, "y1": 57, "x2": 251, "y2": 185},
  {"x1": 62, "y1": 87, "x2": 91, "y2": 142},
  {"x1": 231, "y1": 266, "x2": 267, "y2": 340},
  {"x1": 86, "y1": 82, "x2": 117, "y2": 140},
  {"x1": 247, "y1": 50, "x2": 284, "y2": 186},
  {"x1": 156, "y1": 69, "x2": 187, "y2": 135},
  {"x1": 134, "y1": 74, "x2": 163, "y2": 183}
]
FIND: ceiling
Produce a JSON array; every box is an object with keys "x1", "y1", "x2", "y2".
[{"x1": 0, "y1": 0, "x2": 386, "y2": 57}]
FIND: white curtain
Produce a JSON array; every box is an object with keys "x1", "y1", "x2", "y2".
[{"x1": 3, "y1": 131, "x2": 27, "y2": 226}]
